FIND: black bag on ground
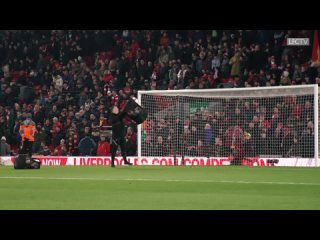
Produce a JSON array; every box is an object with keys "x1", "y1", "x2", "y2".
[
  {"x1": 14, "y1": 154, "x2": 41, "y2": 169},
  {"x1": 124, "y1": 98, "x2": 148, "y2": 125}
]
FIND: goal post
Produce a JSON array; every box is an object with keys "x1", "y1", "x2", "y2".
[
  {"x1": 314, "y1": 85, "x2": 319, "y2": 167},
  {"x1": 138, "y1": 85, "x2": 319, "y2": 167}
]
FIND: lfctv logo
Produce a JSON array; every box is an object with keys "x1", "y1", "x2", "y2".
[{"x1": 287, "y1": 38, "x2": 310, "y2": 46}]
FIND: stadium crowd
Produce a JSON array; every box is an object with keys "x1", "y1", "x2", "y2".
[
  {"x1": 0, "y1": 30, "x2": 319, "y2": 158},
  {"x1": 141, "y1": 95, "x2": 315, "y2": 159}
]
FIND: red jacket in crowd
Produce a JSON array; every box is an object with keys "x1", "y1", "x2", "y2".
[{"x1": 97, "y1": 141, "x2": 110, "y2": 156}]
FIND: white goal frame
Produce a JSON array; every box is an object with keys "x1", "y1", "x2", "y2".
[{"x1": 138, "y1": 85, "x2": 319, "y2": 167}]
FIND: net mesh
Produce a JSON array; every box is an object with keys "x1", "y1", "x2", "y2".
[{"x1": 139, "y1": 86, "x2": 317, "y2": 166}]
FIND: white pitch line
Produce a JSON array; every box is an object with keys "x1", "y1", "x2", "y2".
[{"x1": 0, "y1": 176, "x2": 320, "y2": 186}]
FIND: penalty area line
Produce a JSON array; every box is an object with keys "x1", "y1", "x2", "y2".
[{"x1": 0, "y1": 176, "x2": 320, "y2": 186}]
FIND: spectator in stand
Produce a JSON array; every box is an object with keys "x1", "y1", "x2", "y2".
[
  {"x1": 78, "y1": 134, "x2": 97, "y2": 156},
  {"x1": 0, "y1": 115, "x2": 8, "y2": 141},
  {"x1": 125, "y1": 126, "x2": 137, "y2": 156},
  {"x1": 299, "y1": 121, "x2": 314, "y2": 158},
  {"x1": 225, "y1": 125, "x2": 244, "y2": 165},
  {"x1": 38, "y1": 141, "x2": 52, "y2": 156},
  {"x1": 141, "y1": 134, "x2": 154, "y2": 156},
  {"x1": 153, "y1": 135, "x2": 168, "y2": 156},
  {"x1": 97, "y1": 135, "x2": 110, "y2": 156},
  {"x1": 203, "y1": 123, "x2": 214, "y2": 156},
  {"x1": 32, "y1": 125, "x2": 43, "y2": 154},
  {"x1": 42, "y1": 119, "x2": 52, "y2": 146},
  {"x1": 242, "y1": 132, "x2": 254, "y2": 158},
  {"x1": 0, "y1": 136, "x2": 11, "y2": 156},
  {"x1": 66, "y1": 127, "x2": 79, "y2": 156},
  {"x1": 280, "y1": 69, "x2": 291, "y2": 86},
  {"x1": 53, "y1": 139, "x2": 67, "y2": 156},
  {"x1": 48, "y1": 105, "x2": 60, "y2": 120},
  {"x1": 229, "y1": 51, "x2": 241, "y2": 77},
  {"x1": 196, "y1": 140, "x2": 206, "y2": 157},
  {"x1": 214, "y1": 137, "x2": 226, "y2": 157},
  {"x1": 52, "y1": 126, "x2": 65, "y2": 148}
]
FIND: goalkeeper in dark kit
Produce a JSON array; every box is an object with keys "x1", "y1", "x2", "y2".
[{"x1": 109, "y1": 96, "x2": 147, "y2": 167}]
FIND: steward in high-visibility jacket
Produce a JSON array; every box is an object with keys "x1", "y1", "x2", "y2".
[{"x1": 19, "y1": 114, "x2": 37, "y2": 157}]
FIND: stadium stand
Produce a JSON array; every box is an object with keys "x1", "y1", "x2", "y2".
[{"x1": 0, "y1": 30, "x2": 319, "y2": 157}]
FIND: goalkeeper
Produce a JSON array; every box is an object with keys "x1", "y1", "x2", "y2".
[{"x1": 109, "y1": 104, "x2": 133, "y2": 168}]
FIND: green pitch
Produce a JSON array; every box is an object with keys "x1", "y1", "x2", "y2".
[{"x1": 0, "y1": 166, "x2": 320, "y2": 209}]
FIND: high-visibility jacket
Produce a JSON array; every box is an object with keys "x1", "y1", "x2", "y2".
[{"x1": 19, "y1": 120, "x2": 36, "y2": 142}]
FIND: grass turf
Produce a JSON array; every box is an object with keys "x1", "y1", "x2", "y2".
[{"x1": 0, "y1": 165, "x2": 320, "y2": 209}]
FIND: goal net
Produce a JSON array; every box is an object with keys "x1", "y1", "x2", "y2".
[{"x1": 137, "y1": 85, "x2": 319, "y2": 167}]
